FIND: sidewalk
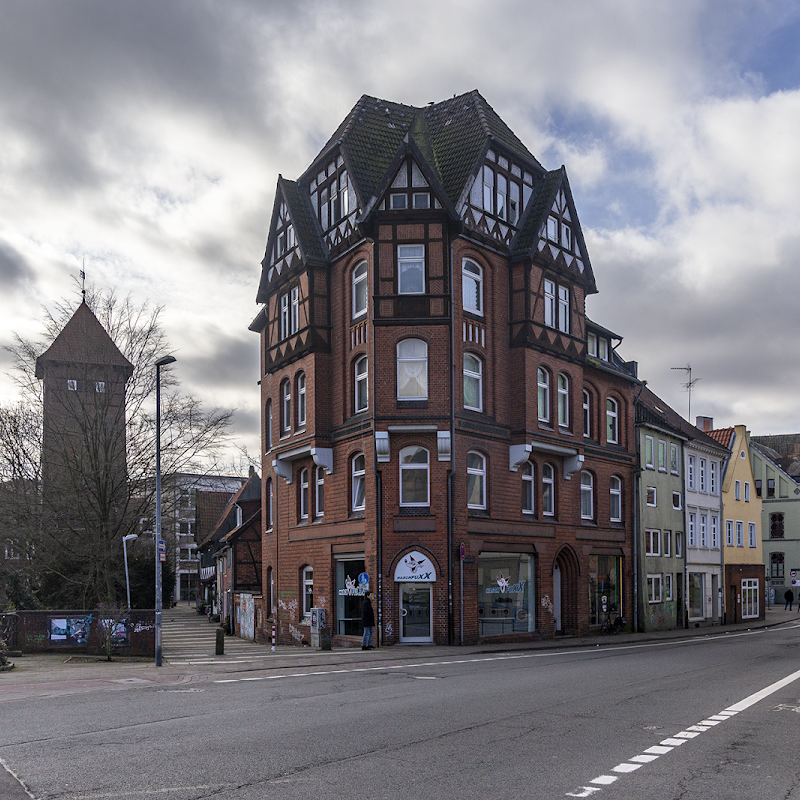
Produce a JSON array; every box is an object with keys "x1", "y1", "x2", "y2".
[{"x1": 2, "y1": 604, "x2": 798, "y2": 701}]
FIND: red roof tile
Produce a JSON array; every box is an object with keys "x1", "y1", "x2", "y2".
[{"x1": 707, "y1": 428, "x2": 735, "y2": 450}]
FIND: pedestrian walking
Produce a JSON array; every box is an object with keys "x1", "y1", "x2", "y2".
[
  {"x1": 784, "y1": 588, "x2": 794, "y2": 611},
  {"x1": 361, "y1": 595, "x2": 375, "y2": 650}
]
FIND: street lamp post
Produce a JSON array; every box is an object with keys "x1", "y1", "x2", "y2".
[
  {"x1": 155, "y1": 355, "x2": 176, "y2": 667},
  {"x1": 122, "y1": 533, "x2": 138, "y2": 610}
]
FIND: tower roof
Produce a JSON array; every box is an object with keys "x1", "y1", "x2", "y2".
[{"x1": 35, "y1": 301, "x2": 134, "y2": 380}]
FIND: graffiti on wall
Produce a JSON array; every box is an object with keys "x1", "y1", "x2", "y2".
[{"x1": 288, "y1": 624, "x2": 304, "y2": 643}]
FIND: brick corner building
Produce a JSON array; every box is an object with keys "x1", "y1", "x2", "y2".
[{"x1": 250, "y1": 91, "x2": 638, "y2": 646}]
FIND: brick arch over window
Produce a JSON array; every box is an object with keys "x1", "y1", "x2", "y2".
[{"x1": 553, "y1": 544, "x2": 580, "y2": 636}]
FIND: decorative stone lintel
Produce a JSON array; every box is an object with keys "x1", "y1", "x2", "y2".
[{"x1": 272, "y1": 445, "x2": 333, "y2": 484}]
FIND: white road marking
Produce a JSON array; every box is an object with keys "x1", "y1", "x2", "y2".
[
  {"x1": 0, "y1": 756, "x2": 38, "y2": 799},
  {"x1": 566, "y1": 665, "x2": 800, "y2": 796}
]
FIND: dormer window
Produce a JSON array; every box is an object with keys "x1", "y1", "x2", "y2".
[
  {"x1": 413, "y1": 193, "x2": 430, "y2": 209},
  {"x1": 547, "y1": 216, "x2": 558, "y2": 241},
  {"x1": 598, "y1": 338, "x2": 608, "y2": 361},
  {"x1": 587, "y1": 332, "x2": 597, "y2": 357},
  {"x1": 311, "y1": 161, "x2": 350, "y2": 231},
  {"x1": 478, "y1": 157, "x2": 525, "y2": 227}
]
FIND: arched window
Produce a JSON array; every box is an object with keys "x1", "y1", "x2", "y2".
[
  {"x1": 606, "y1": 398, "x2": 619, "y2": 444},
  {"x1": 542, "y1": 463, "x2": 555, "y2": 516},
  {"x1": 296, "y1": 372, "x2": 306, "y2": 428},
  {"x1": 467, "y1": 451, "x2": 486, "y2": 510},
  {"x1": 582, "y1": 390, "x2": 590, "y2": 439},
  {"x1": 537, "y1": 368, "x2": 550, "y2": 423},
  {"x1": 522, "y1": 461, "x2": 534, "y2": 514},
  {"x1": 266, "y1": 399, "x2": 273, "y2": 450},
  {"x1": 315, "y1": 466, "x2": 325, "y2": 518},
  {"x1": 280, "y1": 379, "x2": 291, "y2": 434},
  {"x1": 397, "y1": 339, "x2": 428, "y2": 400},
  {"x1": 352, "y1": 261, "x2": 368, "y2": 318},
  {"x1": 557, "y1": 373, "x2": 569, "y2": 428},
  {"x1": 266, "y1": 478, "x2": 273, "y2": 529},
  {"x1": 580, "y1": 471, "x2": 594, "y2": 520},
  {"x1": 351, "y1": 453, "x2": 365, "y2": 512},
  {"x1": 610, "y1": 475, "x2": 622, "y2": 522},
  {"x1": 463, "y1": 353, "x2": 483, "y2": 412},
  {"x1": 462, "y1": 259, "x2": 483, "y2": 315},
  {"x1": 302, "y1": 566, "x2": 314, "y2": 616},
  {"x1": 399, "y1": 446, "x2": 429, "y2": 507},
  {"x1": 354, "y1": 356, "x2": 368, "y2": 413},
  {"x1": 299, "y1": 468, "x2": 309, "y2": 520}
]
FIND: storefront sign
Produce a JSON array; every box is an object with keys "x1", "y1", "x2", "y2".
[
  {"x1": 394, "y1": 551, "x2": 436, "y2": 582},
  {"x1": 338, "y1": 575, "x2": 368, "y2": 596},
  {"x1": 485, "y1": 575, "x2": 526, "y2": 594}
]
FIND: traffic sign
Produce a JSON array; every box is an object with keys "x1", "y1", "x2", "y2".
[
  {"x1": 460, "y1": 542, "x2": 466, "y2": 561},
  {"x1": 358, "y1": 572, "x2": 369, "y2": 585}
]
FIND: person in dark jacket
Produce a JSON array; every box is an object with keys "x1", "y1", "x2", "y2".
[
  {"x1": 361, "y1": 596, "x2": 375, "y2": 650},
  {"x1": 785, "y1": 588, "x2": 794, "y2": 611}
]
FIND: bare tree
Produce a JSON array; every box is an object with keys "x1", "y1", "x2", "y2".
[{"x1": 0, "y1": 283, "x2": 234, "y2": 609}]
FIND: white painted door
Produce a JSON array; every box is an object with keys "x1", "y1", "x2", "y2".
[
  {"x1": 399, "y1": 583, "x2": 433, "y2": 642},
  {"x1": 553, "y1": 565, "x2": 562, "y2": 632}
]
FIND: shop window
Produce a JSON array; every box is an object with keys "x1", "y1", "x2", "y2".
[
  {"x1": 689, "y1": 572, "x2": 704, "y2": 618},
  {"x1": 302, "y1": 567, "x2": 314, "y2": 618},
  {"x1": 542, "y1": 463, "x2": 555, "y2": 516},
  {"x1": 351, "y1": 453, "x2": 365, "y2": 512},
  {"x1": 463, "y1": 353, "x2": 483, "y2": 412},
  {"x1": 462, "y1": 259, "x2": 483, "y2": 315},
  {"x1": 477, "y1": 552, "x2": 535, "y2": 636},
  {"x1": 742, "y1": 578, "x2": 759, "y2": 619},
  {"x1": 537, "y1": 368, "x2": 550, "y2": 423},
  {"x1": 352, "y1": 261, "x2": 368, "y2": 318},
  {"x1": 609, "y1": 475, "x2": 622, "y2": 522},
  {"x1": 589, "y1": 555, "x2": 621, "y2": 625},
  {"x1": 336, "y1": 557, "x2": 367, "y2": 636},
  {"x1": 580, "y1": 471, "x2": 594, "y2": 520},
  {"x1": 400, "y1": 446, "x2": 429, "y2": 507},
  {"x1": 354, "y1": 356, "x2": 368, "y2": 413},
  {"x1": 398, "y1": 244, "x2": 425, "y2": 294},
  {"x1": 467, "y1": 451, "x2": 486, "y2": 510},
  {"x1": 397, "y1": 339, "x2": 428, "y2": 400},
  {"x1": 522, "y1": 462, "x2": 534, "y2": 514}
]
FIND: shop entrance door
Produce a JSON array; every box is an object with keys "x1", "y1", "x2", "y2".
[
  {"x1": 399, "y1": 583, "x2": 432, "y2": 642},
  {"x1": 553, "y1": 564, "x2": 562, "y2": 632}
]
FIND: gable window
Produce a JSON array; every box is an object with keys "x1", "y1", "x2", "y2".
[
  {"x1": 670, "y1": 443, "x2": 679, "y2": 475},
  {"x1": 390, "y1": 193, "x2": 408, "y2": 210},
  {"x1": 658, "y1": 440, "x2": 667, "y2": 472},
  {"x1": 462, "y1": 259, "x2": 483, "y2": 315},
  {"x1": 744, "y1": 482, "x2": 750, "y2": 502},
  {"x1": 463, "y1": 353, "x2": 483, "y2": 412},
  {"x1": 296, "y1": 372, "x2": 306, "y2": 428},
  {"x1": 645, "y1": 529, "x2": 661, "y2": 556},
  {"x1": 354, "y1": 356, "x2": 368, "y2": 413},
  {"x1": 770, "y1": 513, "x2": 785, "y2": 538},
  {"x1": 606, "y1": 398, "x2": 619, "y2": 444},
  {"x1": 580, "y1": 471, "x2": 594, "y2": 520},
  {"x1": 467, "y1": 452, "x2": 486, "y2": 510},
  {"x1": 537, "y1": 368, "x2": 550, "y2": 423},
  {"x1": 542, "y1": 463, "x2": 555, "y2": 516},
  {"x1": 352, "y1": 261, "x2": 368, "y2": 318},
  {"x1": 645, "y1": 436, "x2": 654, "y2": 469},
  {"x1": 400, "y1": 446, "x2": 429, "y2": 507},
  {"x1": 735, "y1": 480, "x2": 741, "y2": 501},
  {"x1": 280, "y1": 380, "x2": 291, "y2": 435},
  {"x1": 315, "y1": 466, "x2": 325, "y2": 518},
  {"x1": 302, "y1": 567, "x2": 314, "y2": 617},
  {"x1": 95, "y1": 382, "x2": 105, "y2": 393},
  {"x1": 583, "y1": 390, "x2": 591, "y2": 438},
  {"x1": 547, "y1": 216, "x2": 558, "y2": 242},
  {"x1": 397, "y1": 339, "x2": 428, "y2": 400},
  {"x1": 522, "y1": 462, "x2": 534, "y2": 514},
  {"x1": 544, "y1": 279, "x2": 556, "y2": 328},
  {"x1": 313, "y1": 164, "x2": 350, "y2": 231},
  {"x1": 299, "y1": 468, "x2": 309, "y2": 520},
  {"x1": 496, "y1": 173, "x2": 507, "y2": 220},
  {"x1": 413, "y1": 193, "x2": 430, "y2": 209},
  {"x1": 398, "y1": 244, "x2": 425, "y2": 294},
  {"x1": 557, "y1": 374, "x2": 569, "y2": 428},
  {"x1": 610, "y1": 475, "x2": 622, "y2": 522},
  {"x1": 557, "y1": 285, "x2": 569, "y2": 333},
  {"x1": 351, "y1": 453, "x2": 365, "y2": 512}
]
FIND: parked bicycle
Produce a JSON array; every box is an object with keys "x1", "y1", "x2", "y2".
[{"x1": 600, "y1": 604, "x2": 625, "y2": 635}]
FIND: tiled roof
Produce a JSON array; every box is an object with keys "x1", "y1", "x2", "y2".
[
  {"x1": 281, "y1": 178, "x2": 327, "y2": 263},
  {"x1": 511, "y1": 169, "x2": 560, "y2": 255},
  {"x1": 707, "y1": 427, "x2": 735, "y2": 451},
  {"x1": 752, "y1": 433, "x2": 800, "y2": 459},
  {"x1": 200, "y1": 473, "x2": 261, "y2": 549},
  {"x1": 35, "y1": 301, "x2": 133, "y2": 379},
  {"x1": 750, "y1": 440, "x2": 800, "y2": 481},
  {"x1": 196, "y1": 491, "x2": 236, "y2": 547}
]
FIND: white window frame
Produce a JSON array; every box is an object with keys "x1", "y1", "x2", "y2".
[
  {"x1": 580, "y1": 471, "x2": 594, "y2": 520},
  {"x1": 390, "y1": 193, "x2": 408, "y2": 210},
  {"x1": 467, "y1": 451, "x2": 486, "y2": 510},
  {"x1": 609, "y1": 475, "x2": 622, "y2": 522},
  {"x1": 735, "y1": 480, "x2": 741, "y2": 501},
  {"x1": 742, "y1": 578, "x2": 759, "y2": 619},
  {"x1": 672, "y1": 492, "x2": 682, "y2": 510},
  {"x1": 663, "y1": 530, "x2": 671, "y2": 557},
  {"x1": 315, "y1": 466, "x2": 324, "y2": 518},
  {"x1": 645, "y1": 435, "x2": 654, "y2": 469},
  {"x1": 557, "y1": 373, "x2": 569, "y2": 428},
  {"x1": 725, "y1": 519, "x2": 733, "y2": 546},
  {"x1": 296, "y1": 372, "x2": 306, "y2": 428},
  {"x1": 354, "y1": 356, "x2": 368, "y2": 413},
  {"x1": 744, "y1": 482, "x2": 750, "y2": 502},
  {"x1": 688, "y1": 512, "x2": 696, "y2": 547},
  {"x1": 267, "y1": 478, "x2": 273, "y2": 529},
  {"x1": 462, "y1": 259, "x2": 483, "y2": 316},
  {"x1": 587, "y1": 332, "x2": 597, "y2": 357},
  {"x1": 537, "y1": 368, "x2": 550, "y2": 423},
  {"x1": 299, "y1": 468, "x2": 309, "y2": 520},
  {"x1": 397, "y1": 339, "x2": 428, "y2": 400},
  {"x1": 266, "y1": 399, "x2": 273, "y2": 450},
  {"x1": 302, "y1": 566, "x2": 314, "y2": 617},
  {"x1": 748, "y1": 522, "x2": 757, "y2": 548},
  {"x1": 645, "y1": 529, "x2": 661, "y2": 556},
  {"x1": 582, "y1": 390, "x2": 590, "y2": 439},
  {"x1": 557, "y1": 285, "x2": 569, "y2": 334},
  {"x1": 351, "y1": 453, "x2": 365, "y2": 512},
  {"x1": 606, "y1": 398, "x2": 618, "y2": 444},
  {"x1": 646, "y1": 486, "x2": 657, "y2": 507},
  {"x1": 522, "y1": 461, "x2": 534, "y2": 515},
  {"x1": 647, "y1": 574, "x2": 663, "y2": 603},
  {"x1": 281, "y1": 380, "x2": 291, "y2": 435},
  {"x1": 280, "y1": 292, "x2": 290, "y2": 339},
  {"x1": 290, "y1": 286, "x2": 299, "y2": 334},
  {"x1": 658, "y1": 440, "x2": 667, "y2": 472},
  {"x1": 710, "y1": 461, "x2": 717, "y2": 494},
  {"x1": 544, "y1": 279, "x2": 555, "y2": 328},
  {"x1": 670, "y1": 443, "x2": 679, "y2": 475},
  {"x1": 687, "y1": 455, "x2": 696, "y2": 490},
  {"x1": 397, "y1": 244, "x2": 425, "y2": 295},
  {"x1": 736, "y1": 520, "x2": 744, "y2": 547},
  {"x1": 463, "y1": 353, "x2": 483, "y2": 412},
  {"x1": 711, "y1": 515, "x2": 718, "y2": 548},
  {"x1": 665, "y1": 573, "x2": 673, "y2": 601},
  {"x1": 542, "y1": 463, "x2": 555, "y2": 516},
  {"x1": 399, "y1": 446, "x2": 430, "y2": 508},
  {"x1": 699, "y1": 458, "x2": 707, "y2": 492},
  {"x1": 675, "y1": 531, "x2": 683, "y2": 558},
  {"x1": 352, "y1": 261, "x2": 368, "y2": 318},
  {"x1": 699, "y1": 513, "x2": 707, "y2": 547}
]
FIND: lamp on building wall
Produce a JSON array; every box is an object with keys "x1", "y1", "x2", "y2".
[
  {"x1": 122, "y1": 533, "x2": 138, "y2": 610},
  {"x1": 155, "y1": 354, "x2": 176, "y2": 667}
]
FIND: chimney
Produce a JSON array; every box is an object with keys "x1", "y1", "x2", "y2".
[{"x1": 696, "y1": 416, "x2": 713, "y2": 432}]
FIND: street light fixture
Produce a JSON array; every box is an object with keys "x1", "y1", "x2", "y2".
[
  {"x1": 155, "y1": 354, "x2": 176, "y2": 667},
  {"x1": 122, "y1": 533, "x2": 138, "y2": 610}
]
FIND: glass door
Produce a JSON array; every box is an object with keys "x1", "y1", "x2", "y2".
[{"x1": 400, "y1": 583, "x2": 432, "y2": 642}]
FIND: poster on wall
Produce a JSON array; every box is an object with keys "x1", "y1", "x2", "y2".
[
  {"x1": 99, "y1": 618, "x2": 130, "y2": 647},
  {"x1": 48, "y1": 615, "x2": 92, "y2": 646}
]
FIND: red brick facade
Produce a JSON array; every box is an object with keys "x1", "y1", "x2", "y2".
[{"x1": 252, "y1": 93, "x2": 637, "y2": 646}]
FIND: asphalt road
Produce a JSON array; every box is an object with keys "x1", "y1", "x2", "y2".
[{"x1": 3, "y1": 622, "x2": 800, "y2": 799}]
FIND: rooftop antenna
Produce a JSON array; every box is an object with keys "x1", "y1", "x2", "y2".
[
  {"x1": 671, "y1": 364, "x2": 700, "y2": 421},
  {"x1": 80, "y1": 259, "x2": 86, "y2": 301}
]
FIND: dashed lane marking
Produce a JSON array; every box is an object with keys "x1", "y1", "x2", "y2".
[{"x1": 566, "y1": 667, "x2": 800, "y2": 797}]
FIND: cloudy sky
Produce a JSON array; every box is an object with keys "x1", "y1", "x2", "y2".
[{"x1": 2, "y1": 0, "x2": 799, "y2": 461}]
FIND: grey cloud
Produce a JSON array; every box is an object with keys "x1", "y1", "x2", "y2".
[
  {"x1": 179, "y1": 330, "x2": 259, "y2": 390},
  {"x1": 0, "y1": 240, "x2": 32, "y2": 288}
]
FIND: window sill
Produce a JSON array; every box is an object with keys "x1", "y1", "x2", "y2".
[{"x1": 349, "y1": 511, "x2": 365, "y2": 520}]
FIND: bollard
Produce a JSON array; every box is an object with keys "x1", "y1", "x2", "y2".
[
  {"x1": 271, "y1": 624, "x2": 276, "y2": 652},
  {"x1": 215, "y1": 627, "x2": 224, "y2": 656}
]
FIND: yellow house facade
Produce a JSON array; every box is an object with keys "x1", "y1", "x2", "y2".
[{"x1": 707, "y1": 424, "x2": 764, "y2": 622}]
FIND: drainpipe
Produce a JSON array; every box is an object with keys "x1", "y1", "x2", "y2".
[
  {"x1": 633, "y1": 431, "x2": 640, "y2": 633},
  {"x1": 447, "y1": 236, "x2": 455, "y2": 646}
]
